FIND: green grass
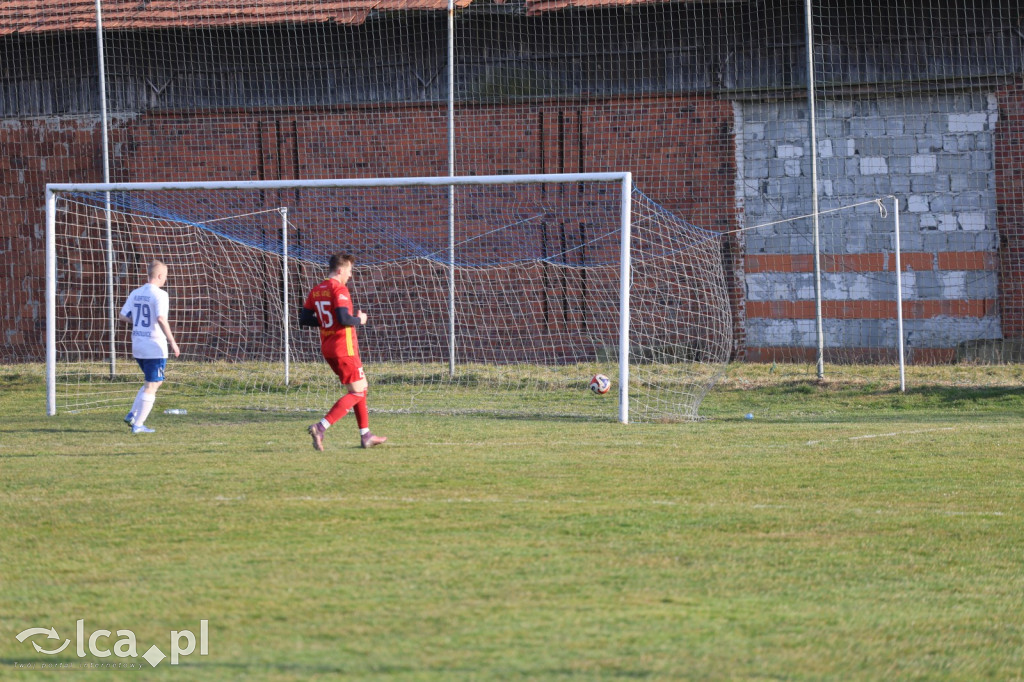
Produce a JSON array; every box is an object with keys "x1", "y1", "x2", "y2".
[{"x1": 2, "y1": 364, "x2": 1023, "y2": 680}]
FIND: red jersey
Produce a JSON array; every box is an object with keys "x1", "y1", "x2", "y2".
[{"x1": 303, "y1": 278, "x2": 360, "y2": 359}]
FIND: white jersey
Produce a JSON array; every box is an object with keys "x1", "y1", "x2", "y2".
[{"x1": 120, "y1": 283, "x2": 170, "y2": 359}]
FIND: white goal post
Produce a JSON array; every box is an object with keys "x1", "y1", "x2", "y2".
[{"x1": 46, "y1": 172, "x2": 732, "y2": 423}]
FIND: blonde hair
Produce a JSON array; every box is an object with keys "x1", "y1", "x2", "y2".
[{"x1": 148, "y1": 259, "x2": 167, "y2": 278}]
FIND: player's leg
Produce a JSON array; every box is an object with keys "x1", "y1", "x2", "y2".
[
  {"x1": 133, "y1": 380, "x2": 161, "y2": 428},
  {"x1": 346, "y1": 365, "x2": 385, "y2": 449},
  {"x1": 352, "y1": 386, "x2": 369, "y2": 432},
  {"x1": 323, "y1": 385, "x2": 367, "y2": 424},
  {"x1": 345, "y1": 376, "x2": 370, "y2": 434},
  {"x1": 322, "y1": 377, "x2": 385, "y2": 448},
  {"x1": 125, "y1": 385, "x2": 146, "y2": 427},
  {"x1": 308, "y1": 358, "x2": 385, "y2": 450},
  {"x1": 354, "y1": 389, "x2": 385, "y2": 448},
  {"x1": 127, "y1": 359, "x2": 150, "y2": 426},
  {"x1": 131, "y1": 359, "x2": 165, "y2": 434},
  {"x1": 308, "y1": 357, "x2": 355, "y2": 450}
]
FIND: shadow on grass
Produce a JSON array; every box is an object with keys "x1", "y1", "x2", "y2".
[
  {"x1": 458, "y1": 410, "x2": 613, "y2": 424},
  {"x1": 750, "y1": 379, "x2": 1018, "y2": 394},
  {"x1": 906, "y1": 384, "x2": 1024, "y2": 403},
  {"x1": 177, "y1": 660, "x2": 417, "y2": 676},
  {"x1": 0, "y1": 658, "x2": 413, "y2": 676},
  {"x1": 714, "y1": 379, "x2": 1024, "y2": 404},
  {"x1": 0, "y1": 372, "x2": 42, "y2": 388},
  {"x1": 0, "y1": 657, "x2": 653, "y2": 678},
  {"x1": 0, "y1": 450, "x2": 145, "y2": 460},
  {"x1": 177, "y1": 660, "x2": 649, "y2": 678},
  {"x1": 0, "y1": 427, "x2": 103, "y2": 435},
  {"x1": 751, "y1": 411, "x2": 1024, "y2": 425}
]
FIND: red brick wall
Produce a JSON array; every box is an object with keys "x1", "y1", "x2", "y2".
[
  {"x1": 2, "y1": 96, "x2": 742, "y2": 361},
  {"x1": 0, "y1": 118, "x2": 105, "y2": 360},
  {"x1": 117, "y1": 97, "x2": 737, "y2": 226},
  {"x1": 6, "y1": 89, "x2": 1024, "y2": 363},
  {"x1": 996, "y1": 79, "x2": 1024, "y2": 339}
]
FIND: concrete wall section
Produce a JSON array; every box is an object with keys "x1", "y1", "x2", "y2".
[{"x1": 741, "y1": 93, "x2": 1003, "y2": 361}]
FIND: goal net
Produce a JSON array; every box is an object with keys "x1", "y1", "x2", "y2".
[{"x1": 46, "y1": 174, "x2": 732, "y2": 422}]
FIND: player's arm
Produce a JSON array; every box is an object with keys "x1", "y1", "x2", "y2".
[
  {"x1": 156, "y1": 315, "x2": 180, "y2": 358},
  {"x1": 118, "y1": 300, "x2": 133, "y2": 324},
  {"x1": 299, "y1": 294, "x2": 365, "y2": 328},
  {"x1": 334, "y1": 307, "x2": 365, "y2": 327},
  {"x1": 155, "y1": 293, "x2": 179, "y2": 357},
  {"x1": 299, "y1": 306, "x2": 319, "y2": 328}
]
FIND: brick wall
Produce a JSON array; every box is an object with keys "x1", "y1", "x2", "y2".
[
  {"x1": 1, "y1": 96, "x2": 741, "y2": 362},
  {"x1": 0, "y1": 117, "x2": 105, "y2": 361},
  {"x1": 996, "y1": 79, "x2": 1024, "y2": 339},
  {"x1": 5, "y1": 89, "x2": 1021, "y2": 364},
  {"x1": 117, "y1": 98, "x2": 737, "y2": 227}
]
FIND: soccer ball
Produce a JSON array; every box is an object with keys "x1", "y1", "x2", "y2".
[{"x1": 589, "y1": 374, "x2": 611, "y2": 395}]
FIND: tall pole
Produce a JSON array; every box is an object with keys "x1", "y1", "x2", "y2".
[
  {"x1": 281, "y1": 208, "x2": 290, "y2": 387},
  {"x1": 447, "y1": 0, "x2": 456, "y2": 378},
  {"x1": 96, "y1": 0, "x2": 115, "y2": 379},
  {"x1": 804, "y1": 0, "x2": 825, "y2": 380}
]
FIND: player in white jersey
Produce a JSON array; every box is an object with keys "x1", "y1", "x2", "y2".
[{"x1": 118, "y1": 259, "x2": 180, "y2": 434}]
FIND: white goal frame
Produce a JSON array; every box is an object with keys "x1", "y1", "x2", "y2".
[{"x1": 46, "y1": 172, "x2": 635, "y2": 422}]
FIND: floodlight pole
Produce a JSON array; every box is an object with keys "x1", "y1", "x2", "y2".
[
  {"x1": 281, "y1": 207, "x2": 290, "y2": 387},
  {"x1": 447, "y1": 0, "x2": 457, "y2": 379},
  {"x1": 96, "y1": 0, "x2": 115, "y2": 380},
  {"x1": 804, "y1": 0, "x2": 825, "y2": 380}
]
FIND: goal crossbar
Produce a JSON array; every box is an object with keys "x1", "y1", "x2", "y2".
[{"x1": 46, "y1": 172, "x2": 632, "y2": 194}]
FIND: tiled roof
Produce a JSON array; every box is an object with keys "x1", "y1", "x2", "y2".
[
  {"x1": 0, "y1": 0, "x2": 476, "y2": 35},
  {"x1": 0, "y1": 0, "x2": 709, "y2": 35},
  {"x1": 523, "y1": 0, "x2": 674, "y2": 15}
]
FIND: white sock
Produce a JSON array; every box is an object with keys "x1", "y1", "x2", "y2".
[
  {"x1": 131, "y1": 386, "x2": 146, "y2": 416},
  {"x1": 136, "y1": 393, "x2": 156, "y2": 426},
  {"x1": 359, "y1": 428, "x2": 369, "y2": 435},
  {"x1": 320, "y1": 418, "x2": 331, "y2": 430}
]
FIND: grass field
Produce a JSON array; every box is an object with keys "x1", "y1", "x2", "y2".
[{"x1": 2, "y1": 363, "x2": 1023, "y2": 680}]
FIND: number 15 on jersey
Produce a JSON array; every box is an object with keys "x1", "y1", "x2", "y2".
[{"x1": 314, "y1": 300, "x2": 334, "y2": 327}]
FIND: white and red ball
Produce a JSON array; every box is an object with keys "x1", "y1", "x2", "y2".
[{"x1": 589, "y1": 373, "x2": 611, "y2": 395}]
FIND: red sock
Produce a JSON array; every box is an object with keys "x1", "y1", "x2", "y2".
[
  {"x1": 325, "y1": 390, "x2": 366, "y2": 426},
  {"x1": 353, "y1": 392, "x2": 369, "y2": 430}
]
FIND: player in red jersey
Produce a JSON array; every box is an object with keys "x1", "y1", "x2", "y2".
[{"x1": 300, "y1": 252, "x2": 387, "y2": 450}]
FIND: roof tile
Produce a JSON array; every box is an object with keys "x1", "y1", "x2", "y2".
[
  {"x1": 525, "y1": 0, "x2": 670, "y2": 14},
  {"x1": 0, "y1": 0, "x2": 703, "y2": 35},
  {"x1": 0, "y1": 0, "x2": 475, "y2": 35}
]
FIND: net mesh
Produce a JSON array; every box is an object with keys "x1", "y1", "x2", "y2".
[
  {"x1": 4, "y1": 1, "x2": 1023, "y2": 390},
  {"x1": 52, "y1": 180, "x2": 732, "y2": 421}
]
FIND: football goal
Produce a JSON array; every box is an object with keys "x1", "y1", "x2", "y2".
[{"x1": 45, "y1": 173, "x2": 732, "y2": 423}]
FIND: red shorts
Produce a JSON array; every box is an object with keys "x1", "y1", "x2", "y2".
[{"x1": 325, "y1": 355, "x2": 365, "y2": 385}]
